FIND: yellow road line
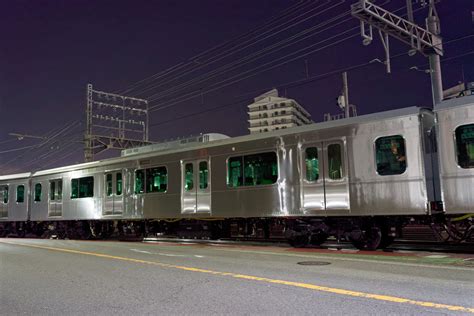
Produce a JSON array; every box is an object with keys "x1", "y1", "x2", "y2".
[{"x1": 2, "y1": 240, "x2": 473, "y2": 314}]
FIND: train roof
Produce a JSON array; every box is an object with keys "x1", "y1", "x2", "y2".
[
  {"x1": 434, "y1": 94, "x2": 474, "y2": 111},
  {"x1": 10, "y1": 106, "x2": 426, "y2": 179},
  {"x1": 0, "y1": 172, "x2": 31, "y2": 181}
]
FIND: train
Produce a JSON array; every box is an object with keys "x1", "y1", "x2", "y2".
[{"x1": 0, "y1": 95, "x2": 473, "y2": 250}]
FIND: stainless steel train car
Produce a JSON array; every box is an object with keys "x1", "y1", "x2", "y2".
[{"x1": 1, "y1": 96, "x2": 473, "y2": 249}]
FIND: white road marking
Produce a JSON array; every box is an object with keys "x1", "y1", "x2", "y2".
[
  {"x1": 130, "y1": 248, "x2": 204, "y2": 258},
  {"x1": 211, "y1": 248, "x2": 474, "y2": 271},
  {"x1": 425, "y1": 255, "x2": 448, "y2": 259},
  {"x1": 130, "y1": 249, "x2": 153, "y2": 254}
]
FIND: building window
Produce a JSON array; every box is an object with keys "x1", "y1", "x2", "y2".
[
  {"x1": 305, "y1": 147, "x2": 319, "y2": 182},
  {"x1": 328, "y1": 144, "x2": 343, "y2": 180},
  {"x1": 184, "y1": 163, "x2": 194, "y2": 191},
  {"x1": 16, "y1": 185, "x2": 25, "y2": 203},
  {"x1": 375, "y1": 135, "x2": 407, "y2": 175},
  {"x1": 455, "y1": 124, "x2": 474, "y2": 168},
  {"x1": 227, "y1": 152, "x2": 278, "y2": 187},
  {"x1": 34, "y1": 183, "x2": 42, "y2": 202},
  {"x1": 71, "y1": 176, "x2": 94, "y2": 199},
  {"x1": 116, "y1": 173, "x2": 123, "y2": 196},
  {"x1": 106, "y1": 174, "x2": 113, "y2": 197},
  {"x1": 199, "y1": 161, "x2": 208, "y2": 189}
]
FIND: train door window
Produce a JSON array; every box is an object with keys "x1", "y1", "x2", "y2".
[
  {"x1": 455, "y1": 124, "x2": 474, "y2": 168},
  {"x1": 16, "y1": 185, "x2": 25, "y2": 203},
  {"x1": 375, "y1": 135, "x2": 407, "y2": 175},
  {"x1": 243, "y1": 152, "x2": 278, "y2": 186},
  {"x1": 135, "y1": 169, "x2": 145, "y2": 194},
  {"x1": 34, "y1": 183, "x2": 42, "y2": 202},
  {"x1": 50, "y1": 180, "x2": 62, "y2": 201},
  {"x1": 327, "y1": 144, "x2": 343, "y2": 180},
  {"x1": 116, "y1": 173, "x2": 122, "y2": 196},
  {"x1": 1, "y1": 186, "x2": 8, "y2": 204},
  {"x1": 50, "y1": 181, "x2": 56, "y2": 200},
  {"x1": 227, "y1": 157, "x2": 243, "y2": 187},
  {"x1": 105, "y1": 174, "x2": 113, "y2": 196},
  {"x1": 305, "y1": 147, "x2": 319, "y2": 182},
  {"x1": 199, "y1": 162, "x2": 208, "y2": 189},
  {"x1": 57, "y1": 180, "x2": 62, "y2": 200},
  {"x1": 146, "y1": 167, "x2": 167, "y2": 193},
  {"x1": 71, "y1": 176, "x2": 94, "y2": 199},
  {"x1": 184, "y1": 163, "x2": 194, "y2": 191}
]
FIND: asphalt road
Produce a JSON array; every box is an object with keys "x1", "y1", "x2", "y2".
[{"x1": 1, "y1": 239, "x2": 473, "y2": 315}]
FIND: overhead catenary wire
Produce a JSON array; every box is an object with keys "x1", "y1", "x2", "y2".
[
  {"x1": 125, "y1": 1, "x2": 336, "y2": 98},
  {"x1": 148, "y1": 29, "x2": 361, "y2": 112},
  {"x1": 148, "y1": 34, "x2": 474, "y2": 128},
  {"x1": 118, "y1": 0, "x2": 319, "y2": 96},
  {"x1": 144, "y1": 5, "x2": 353, "y2": 103}
]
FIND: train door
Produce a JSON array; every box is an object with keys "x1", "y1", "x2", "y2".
[
  {"x1": 103, "y1": 171, "x2": 123, "y2": 215},
  {"x1": 48, "y1": 179, "x2": 63, "y2": 217},
  {"x1": 301, "y1": 143, "x2": 325, "y2": 213},
  {"x1": 301, "y1": 140, "x2": 349, "y2": 213},
  {"x1": 181, "y1": 159, "x2": 211, "y2": 214},
  {"x1": 0, "y1": 185, "x2": 8, "y2": 218},
  {"x1": 323, "y1": 141, "x2": 349, "y2": 212}
]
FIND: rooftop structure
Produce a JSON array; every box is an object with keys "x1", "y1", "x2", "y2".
[{"x1": 247, "y1": 89, "x2": 312, "y2": 134}]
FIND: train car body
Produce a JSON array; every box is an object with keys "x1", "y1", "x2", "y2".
[
  {"x1": 435, "y1": 95, "x2": 474, "y2": 214},
  {"x1": 0, "y1": 99, "x2": 472, "y2": 248}
]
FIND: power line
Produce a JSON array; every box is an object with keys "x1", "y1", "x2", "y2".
[
  {"x1": 149, "y1": 35, "x2": 474, "y2": 128},
  {"x1": 117, "y1": 0, "x2": 318, "y2": 96},
  {"x1": 144, "y1": 6, "x2": 353, "y2": 103}
]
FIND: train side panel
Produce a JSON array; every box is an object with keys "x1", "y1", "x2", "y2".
[{"x1": 435, "y1": 96, "x2": 474, "y2": 214}]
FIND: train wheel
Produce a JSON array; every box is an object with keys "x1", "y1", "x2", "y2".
[
  {"x1": 309, "y1": 232, "x2": 328, "y2": 246},
  {"x1": 288, "y1": 234, "x2": 310, "y2": 248},
  {"x1": 351, "y1": 226, "x2": 382, "y2": 251}
]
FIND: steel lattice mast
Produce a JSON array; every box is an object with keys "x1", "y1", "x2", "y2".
[{"x1": 351, "y1": 0, "x2": 443, "y2": 106}]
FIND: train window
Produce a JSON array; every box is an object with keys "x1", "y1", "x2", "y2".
[
  {"x1": 116, "y1": 173, "x2": 122, "y2": 196},
  {"x1": 199, "y1": 161, "x2": 208, "y2": 189},
  {"x1": 34, "y1": 183, "x2": 42, "y2": 202},
  {"x1": 50, "y1": 181, "x2": 56, "y2": 200},
  {"x1": 228, "y1": 157, "x2": 243, "y2": 187},
  {"x1": 106, "y1": 174, "x2": 113, "y2": 197},
  {"x1": 16, "y1": 185, "x2": 25, "y2": 203},
  {"x1": 57, "y1": 180, "x2": 62, "y2": 200},
  {"x1": 375, "y1": 135, "x2": 407, "y2": 175},
  {"x1": 184, "y1": 163, "x2": 194, "y2": 191},
  {"x1": 455, "y1": 124, "x2": 474, "y2": 168},
  {"x1": 328, "y1": 144, "x2": 343, "y2": 180},
  {"x1": 227, "y1": 153, "x2": 278, "y2": 187},
  {"x1": 135, "y1": 169, "x2": 145, "y2": 194},
  {"x1": 305, "y1": 147, "x2": 319, "y2": 182},
  {"x1": 244, "y1": 152, "x2": 278, "y2": 186},
  {"x1": 71, "y1": 176, "x2": 94, "y2": 199},
  {"x1": 146, "y1": 167, "x2": 167, "y2": 193},
  {"x1": 71, "y1": 179, "x2": 78, "y2": 198},
  {"x1": 1, "y1": 186, "x2": 8, "y2": 204}
]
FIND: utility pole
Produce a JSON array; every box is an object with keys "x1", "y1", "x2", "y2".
[
  {"x1": 342, "y1": 72, "x2": 350, "y2": 119},
  {"x1": 352, "y1": 0, "x2": 444, "y2": 106}
]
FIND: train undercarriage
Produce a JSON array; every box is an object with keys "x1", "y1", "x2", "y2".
[{"x1": 0, "y1": 215, "x2": 472, "y2": 250}]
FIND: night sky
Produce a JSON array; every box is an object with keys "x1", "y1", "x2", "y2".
[{"x1": 1, "y1": 0, "x2": 473, "y2": 174}]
